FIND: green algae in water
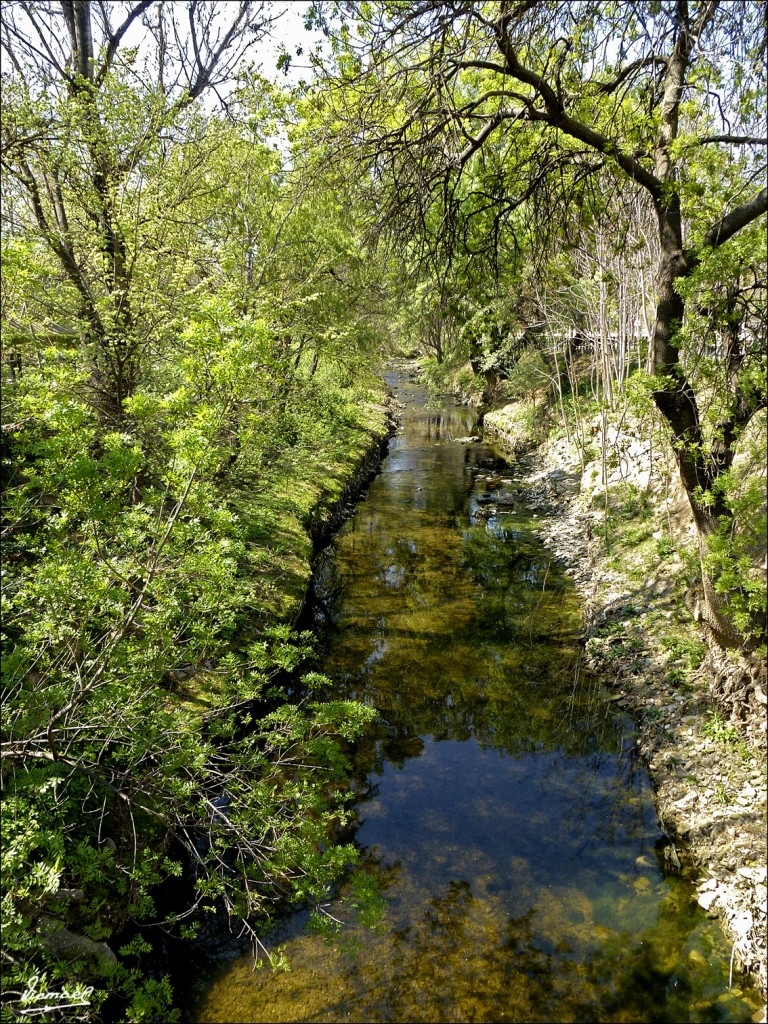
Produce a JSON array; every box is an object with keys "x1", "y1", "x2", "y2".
[
  {"x1": 193, "y1": 866, "x2": 762, "y2": 1023},
  {"x1": 190, "y1": 375, "x2": 764, "y2": 1024}
]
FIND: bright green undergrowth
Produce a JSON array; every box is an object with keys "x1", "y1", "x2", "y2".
[{"x1": 1, "y1": 328, "x2": 390, "y2": 1022}]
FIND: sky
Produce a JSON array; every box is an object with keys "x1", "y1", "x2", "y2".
[{"x1": 252, "y1": 1, "x2": 330, "y2": 85}]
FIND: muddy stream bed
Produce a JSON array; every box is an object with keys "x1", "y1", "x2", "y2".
[{"x1": 187, "y1": 369, "x2": 763, "y2": 1023}]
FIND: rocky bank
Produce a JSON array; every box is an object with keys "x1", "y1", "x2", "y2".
[{"x1": 482, "y1": 402, "x2": 767, "y2": 1017}]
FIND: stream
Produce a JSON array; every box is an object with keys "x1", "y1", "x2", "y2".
[{"x1": 189, "y1": 367, "x2": 761, "y2": 1023}]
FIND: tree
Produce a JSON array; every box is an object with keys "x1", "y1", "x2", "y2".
[
  {"x1": 1, "y1": 9, "x2": 397, "y2": 1018},
  {"x1": 1, "y1": 0, "x2": 276, "y2": 424},
  {"x1": 316, "y1": 0, "x2": 767, "y2": 647}
]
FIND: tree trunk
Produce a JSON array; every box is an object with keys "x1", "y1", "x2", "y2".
[
  {"x1": 651, "y1": 204, "x2": 717, "y2": 519},
  {"x1": 649, "y1": 208, "x2": 751, "y2": 649}
]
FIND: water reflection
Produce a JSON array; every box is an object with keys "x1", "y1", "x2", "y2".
[{"x1": 192, "y1": 369, "x2": 761, "y2": 1023}]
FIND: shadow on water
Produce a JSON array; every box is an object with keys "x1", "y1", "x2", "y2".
[{"x1": 189, "y1": 368, "x2": 762, "y2": 1023}]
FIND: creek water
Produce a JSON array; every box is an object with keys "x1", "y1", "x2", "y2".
[{"x1": 189, "y1": 368, "x2": 761, "y2": 1023}]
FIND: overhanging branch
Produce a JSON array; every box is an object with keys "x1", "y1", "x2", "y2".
[{"x1": 703, "y1": 187, "x2": 768, "y2": 249}]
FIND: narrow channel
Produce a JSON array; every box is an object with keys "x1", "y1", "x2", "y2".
[{"x1": 191, "y1": 367, "x2": 760, "y2": 1023}]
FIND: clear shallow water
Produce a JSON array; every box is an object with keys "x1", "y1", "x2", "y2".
[{"x1": 190, "y1": 369, "x2": 762, "y2": 1023}]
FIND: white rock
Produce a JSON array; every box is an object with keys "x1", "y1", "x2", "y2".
[{"x1": 697, "y1": 888, "x2": 719, "y2": 911}]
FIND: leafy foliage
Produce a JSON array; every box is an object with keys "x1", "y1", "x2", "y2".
[
  {"x1": 1, "y1": 7, "x2": 391, "y2": 1020},
  {"x1": 1, "y1": 1, "x2": 766, "y2": 1018}
]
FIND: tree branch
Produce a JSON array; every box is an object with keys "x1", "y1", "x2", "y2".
[
  {"x1": 492, "y1": 5, "x2": 663, "y2": 197},
  {"x1": 694, "y1": 134, "x2": 768, "y2": 147},
  {"x1": 95, "y1": 0, "x2": 155, "y2": 86},
  {"x1": 10, "y1": 157, "x2": 105, "y2": 339},
  {"x1": 691, "y1": 0, "x2": 720, "y2": 37},
  {"x1": 592, "y1": 55, "x2": 668, "y2": 94},
  {"x1": 702, "y1": 187, "x2": 768, "y2": 249},
  {"x1": 187, "y1": 2, "x2": 248, "y2": 100},
  {"x1": 451, "y1": 106, "x2": 527, "y2": 167},
  {"x1": 12, "y1": 4, "x2": 72, "y2": 83},
  {"x1": 446, "y1": 58, "x2": 510, "y2": 77}
]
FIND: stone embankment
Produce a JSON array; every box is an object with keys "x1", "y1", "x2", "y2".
[{"x1": 482, "y1": 402, "x2": 768, "y2": 1016}]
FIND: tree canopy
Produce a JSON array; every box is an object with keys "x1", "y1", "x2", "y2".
[{"x1": 311, "y1": 0, "x2": 766, "y2": 643}]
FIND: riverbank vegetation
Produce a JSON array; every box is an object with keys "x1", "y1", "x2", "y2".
[
  {"x1": 1, "y1": 4, "x2": 394, "y2": 1020},
  {"x1": 1, "y1": 1, "x2": 765, "y2": 1020}
]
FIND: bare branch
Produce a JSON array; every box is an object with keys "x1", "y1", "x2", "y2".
[
  {"x1": 186, "y1": 1, "x2": 248, "y2": 100},
  {"x1": 693, "y1": 134, "x2": 768, "y2": 147},
  {"x1": 451, "y1": 106, "x2": 527, "y2": 167},
  {"x1": 95, "y1": 0, "x2": 155, "y2": 85},
  {"x1": 8, "y1": 4, "x2": 72, "y2": 83}
]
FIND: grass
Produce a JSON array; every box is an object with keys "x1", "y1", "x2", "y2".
[
  {"x1": 713, "y1": 782, "x2": 730, "y2": 805},
  {"x1": 660, "y1": 633, "x2": 706, "y2": 671},
  {"x1": 233, "y1": 391, "x2": 391, "y2": 630},
  {"x1": 700, "y1": 709, "x2": 753, "y2": 765}
]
